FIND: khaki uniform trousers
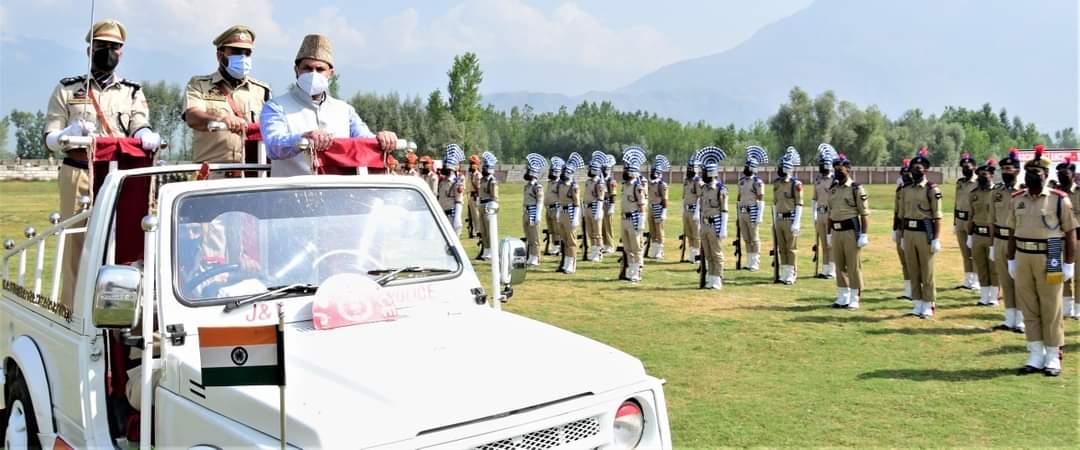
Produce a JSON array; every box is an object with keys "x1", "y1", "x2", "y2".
[
  {"x1": 701, "y1": 222, "x2": 725, "y2": 276},
  {"x1": 602, "y1": 210, "x2": 614, "y2": 249},
  {"x1": 831, "y1": 229, "x2": 862, "y2": 290},
  {"x1": 621, "y1": 218, "x2": 644, "y2": 270},
  {"x1": 546, "y1": 205, "x2": 561, "y2": 250},
  {"x1": 1064, "y1": 236, "x2": 1079, "y2": 299},
  {"x1": 815, "y1": 215, "x2": 832, "y2": 266},
  {"x1": 584, "y1": 210, "x2": 603, "y2": 248},
  {"x1": 469, "y1": 198, "x2": 481, "y2": 236},
  {"x1": 523, "y1": 213, "x2": 540, "y2": 259},
  {"x1": 896, "y1": 238, "x2": 910, "y2": 280},
  {"x1": 683, "y1": 206, "x2": 701, "y2": 253},
  {"x1": 648, "y1": 214, "x2": 665, "y2": 245},
  {"x1": 477, "y1": 202, "x2": 492, "y2": 250},
  {"x1": 775, "y1": 218, "x2": 797, "y2": 265},
  {"x1": 559, "y1": 209, "x2": 578, "y2": 259},
  {"x1": 738, "y1": 210, "x2": 760, "y2": 253},
  {"x1": 902, "y1": 230, "x2": 936, "y2": 302},
  {"x1": 956, "y1": 220, "x2": 974, "y2": 273},
  {"x1": 1014, "y1": 251, "x2": 1065, "y2": 346},
  {"x1": 59, "y1": 164, "x2": 90, "y2": 309},
  {"x1": 993, "y1": 238, "x2": 1016, "y2": 307},
  {"x1": 970, "y1": 233, "x2": 996, "y2": 286}
]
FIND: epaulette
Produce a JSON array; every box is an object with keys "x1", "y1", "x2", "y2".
[
  {"x1": 993, "y1": 181, "x2": 1005, "y2": 189},
  {"x1": 247, "y1": 77, "x2": 273, "y2": 101},
  {"x1": 1011, "y1": 189, "x2": 1027, "y2": 198},
  {"x1": 60, "y1": 75, "x2": 86, "y2": 86},
  {"x1": 119, "y1": 79, "x2": 141, "y2": 89}
]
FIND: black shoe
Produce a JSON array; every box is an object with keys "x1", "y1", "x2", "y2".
[
  {"x1": 1011, "y1": 327, "x2": 1025, "y2": 334},
  {"x1": 1044, "y1": 367, "x2": 1061, "y2": 377},
  {"x1": 897, "y1": 295, "x2": 912, "y2": 300},
  {"x1": 831, "y1": 303, "x2": 844, "y2": 309},
  {"x1": 1018, "y1": 365, "x2": 1043, "y2": 375},
  {"x1": 991, "y1": 324, "x2": 1012, "y2": 332},
  {"x1": 815, "y1": 273, "x2": 828, "y2": 279}
]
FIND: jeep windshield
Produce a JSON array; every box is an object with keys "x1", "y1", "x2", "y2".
[{"x1": 173, "y1": 186, "x2": 460, "y2": 304}]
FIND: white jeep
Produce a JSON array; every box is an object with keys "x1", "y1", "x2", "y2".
[{"x1": 0, "y1": 163, "x2": 671, "y2": 449}]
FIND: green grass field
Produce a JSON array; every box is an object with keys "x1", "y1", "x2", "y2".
[{"x1": 1, "y1": 179, "x2": 1077, "y2": 448}]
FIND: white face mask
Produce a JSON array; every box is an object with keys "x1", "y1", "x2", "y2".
[
  {"x1": 224, "y1": 54, "x2": 251, "y2": 79},
  {"x1": 297, "y1": 71, "x2": 329, "y2": 96}
]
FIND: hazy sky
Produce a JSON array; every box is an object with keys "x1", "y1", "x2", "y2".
[{"x1": 0, "y1": 0, "x2": 812, "y2": 94}]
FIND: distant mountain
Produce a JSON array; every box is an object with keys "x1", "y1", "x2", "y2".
[{"x1": 485, "y1": 0, "x2": 1078, "y2": 132}]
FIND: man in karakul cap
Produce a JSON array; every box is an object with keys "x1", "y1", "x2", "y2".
[
  {"x1": 260, "y1": 34, "x2": 398, "y2": 176},
  {"x1": 183, "y1": 25, "x2": 271, "y2": 167}
]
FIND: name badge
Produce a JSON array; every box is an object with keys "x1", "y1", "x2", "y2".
[
  {"x1": 832, "y1": 222, "x2": 842, "y2": 230},
  {"x1": 907, "y1": 220, "x2": 918, "y2": 228}
]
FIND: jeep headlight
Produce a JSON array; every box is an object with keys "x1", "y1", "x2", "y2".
[{"x1": 612, "y1": 399, "x2": 645, "y2": 449}]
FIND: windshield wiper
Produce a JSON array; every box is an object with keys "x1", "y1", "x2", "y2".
[
  {"x1": 368, "y1": 266, "x2": 453, "y2": 286},
  {"x1": 222, "y1": 283, "x2": 318, "y2": 313}
]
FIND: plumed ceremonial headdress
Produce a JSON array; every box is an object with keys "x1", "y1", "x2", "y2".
[
  {"x1": 999, "y1": 147, "x2": 1021, "y2": 169},
  {"x1": 622, "y1": 146, "x2": 647, "y2": 175},
  {"x1": 1023, "y1": 144, "x2": 1050, "y2": 171},
  {"x1": 745, "y1": 145, "x2": 769, "y2": 169},
  {"x1": 549, "y1": 156, "x2": 565, "y2": 175},
  {"x1": 1057, "y1": 153, "x2": 1079, "y2": 172},
  {"x1": 977, "y1": 158, "x2": 998, "y2": 174},
  {"x1": 696, "y1": 146, "x2": 727, "y2": 177},
  {"x1": 909, "y1": 147, "x2": 931, "y2": 169},
  {"x1": 564, "y1": 152, "x2": 584, "y2": 175},
  {"x1": 652, "y1": 155, "x2": 671, "y2": 173},
  {"x1": 481, "y1": 151, "x2": 497, "y2": 169},
  {"x1": 817, "y1": 143, "x2": 838, "y2": 166},
  {"x1": 443, "y1": 144, "x2": 465, "y2": 168},
  {"x1": 590, "y1": 151, "x2": 607, "y2": 173},
  {"x1": 779, "y1": 146, "x2": 801, "y2": 172},
  {"x1": 687, "y1": 152, "x2": 701, "y2": 170},
  {"x1": 604, "y1": 154, "x2": 616, "y2": 169},
  {"x1": 900, "y1": 158, "x2": 911, "y2": 173},
  {"x1": 525, "y1": 153, "x2": 547, "y2": 177},
  {"x1": 959, "y1": 151, "x2": 976, "y2": 166},
  {"x1": 833, "y1": 152, "x2": 852, "y2": 167}
]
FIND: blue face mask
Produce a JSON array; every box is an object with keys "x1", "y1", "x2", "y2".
[{"x1": 224, "y1": 54, "x2": 251, "y2": 79}]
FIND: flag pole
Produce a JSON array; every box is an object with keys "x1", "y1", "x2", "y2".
[{"x1": 277, "y1": 302, "x2": 287, "y2": 450}]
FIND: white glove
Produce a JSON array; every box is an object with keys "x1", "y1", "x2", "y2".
[
  {"x1": 135, "y1": 128, "x2": 162, "y2": 151},
  {"x1": 1065, "y1": 263, "x2": 1075, "y2": 282},
  {"x1": 931, "y1": 239, "x2": 941, "y2": 253},
  {"x1": 965, "y1": 235, "x2": 973, "y2": 249},
  {"x1": 826, "y1": 233, "x2": 832, "y2": 247},
  {"x1": 812, "y1": 201, "x2": 818, "y2": 223},
  {"x1": 45, "y1": 120, "x2": 91, "y2": 152},
  {"x1": 756, "y1": 200, "x2": 765, "y2": 223},
  {"x1": 660, "y1": 208, "x2": 668, "y2": 221},
  {"x1": 989, "y1": 250, "x2": 996, "y2": 262},
  {"x1": 719, "y1": 212, "x2": 729, "y2": 239},
  {"x1": 1008, "y1": 259, "x2": 1017, "y2": 279},
  {"x1": 453, "y1": 204, "x2": 464, "y2": 229},
  {"x1": 791, "y1": 222, "x2": 800, "y2": 235},
  {"x1": 857, "y1": 233, "x2": 869, "y2": 248},
  {"x1": 892, "y1": 230, "x2": 898, "y2": 243}
]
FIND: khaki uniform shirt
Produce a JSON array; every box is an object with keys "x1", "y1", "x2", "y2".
[
  {"x1": 423, "y1": 172, "x2": 439, "y2": 193},
  {"x1": 524, "y1": 180, "x2": 543, "y2": 207},
  {"x1": 585, "y1": 177, "x2": 606, "y2": 208},
  {"x1": 991, "y1": 181, "x2": 1023, "y2": 229},
  {"x1": 45, "y1": 75, "x2": 150, "y2": 149},
  {"x1": 469, "y1": 170, "x2": 482, "y2": 201},
  {"x1": 436, "y1": 175, "x2": 464, "y2": 211},
  {"x1": 545, "y1": 178, "x2": 560, "y2": 208},
  {"x1": 701, "y1": 181, "x2": 729, "y2": 218},
  {"x1": 827, "y1": 178, "x2": 869, "y2": 221},
  {"x1": 969, "y1": 184, "x2": 995, "y2": 226},
  {"x1": 684, "y1": 176, "x2": 703, "y2": 208},
  {"x1": 621, "y1": 179, "x2": 647, "y2": 214},
  {"x1": 183, "y1": 71, "x2": 271, "y2": 163},
  {"x1": 955, "y1": 176, "x2": 977, "y2": 221},
  {"x1": 649, "y1": 178, "x2": 668, "y2": 208},
  {"x1": 813, "y1": 175, "x2": 833, "y2": 217},
  {"x1": 737, "y1": 175, "x2": 764, "y2": 207},
  {"x1": 480, "y1": 175, "x2": 498, "y2": 203},
  {"x1": 1009, "y1": 189, "x2": 1076, "y2": 240},
  {"x1": 773, "y1": 175, "x2": 803, "y2": 214},
  {"x1": 898, "y1": 179, "x2": 943, "y2": 221},
  {"x1": 559, "y1": 180, "x2": 580, "y2": 208}
]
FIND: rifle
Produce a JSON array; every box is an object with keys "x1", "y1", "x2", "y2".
[
  {"x1": 771, "y1": 204, "x2": 780, "y2": 283},
  {"x1": 679, "y1": 234, "x2": 687, "y2": 262},
  {"x1": 542, "y1": 229, "x2": 551, "y2": 255},
  {"x1": 475, "y1": 233, "x2": 484, "y2": 260},
  {"x1": 698, "y1": 242, "x2": 707, "y2": 288},
  {"x1": 617, "y1": 245, "x2": 628, "y2": 280},
  {"x1": 812, "y1": 242, "x2": 820, "y2": 278},
  {"x1": 466, "y1": 198, "x2": 475, "y2": 238},
  {"x1": 643, "y1": 231, "x2": 652, "y2": 259},
  {"x1": 733, "y1": 217, "x2": 743, "y2": 270}
]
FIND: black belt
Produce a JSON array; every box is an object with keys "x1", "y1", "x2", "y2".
[
  {"x1": 830, "y1": 218, "x2": 859, "y2": 231},
  {"x1": 444, "y1": 208, "x2": 455, "y2": 215},
  {"x1": 480, "y1": 199, "x2": 493, "y2": 204},
  {"x1": 777, "y1": 212, "x2": 795, "y2": 219},
  {"x1": 1015, "y1": 237, "x2": 1049, "y2": 254},
  {"x1": 563, "y1": 205, "x2": 576, "y2": 210},
  {"x1": 708, "y1": 215, "x2": 725, "y2": 224},
  {"x1": 973, "y1": 225, "x2": 991, "y2": 236},
  {"x1": 955, "y1": 210, "x2": 970, "y2": 221},
  {"x1": 62, "y1": 158, "x2": 88, "y2": 170},
  {"x1": 740, "y1": 206, "x2": 754, "y2": 213},
  {"x1": 994, "y1": 226, "x2": 1012, "y2": 240},
  {"x1": 623, "y1": 212, "x2": 637, "y2": 219}
]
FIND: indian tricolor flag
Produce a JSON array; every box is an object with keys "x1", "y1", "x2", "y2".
[{"x1": 198, "y1": 325, "x2": 285, "y2": 387}]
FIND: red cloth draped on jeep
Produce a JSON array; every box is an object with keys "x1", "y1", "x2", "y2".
[
  {"x1": 90, "y1": 137, "x2": 154, "y2": 266},
  {"x1": 313, "y1": 138, "x2": 389, "y2": 175}
]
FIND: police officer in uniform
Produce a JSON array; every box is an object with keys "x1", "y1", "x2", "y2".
[
  {"x1": 522, "y1": 153, "x2": 547, "y2": 266},
  {"x1": 183, "y1": 25, "x2": 270, "y2": 169},
  {"x1": 899, "y1": 148, "x2": 944, "y2": 318},
  {"x1": 385, "y1": 155, "x2": 399, "y2": 174},
  {"x1": 402, "y1": 151, "x2": 419, "y2": 177},
  {"x1": 584, "y1": 152, "x2": 608, "y2": 262},
  {"x1": 738, "y1": 146, "x2": 768, "y2": 271},
  {"x1": 545, "y1": 157, "x2": 564, "y2": 256},
  {"x1": 44, "y1": 20, "x2": 163, "y2": 308},
  {"x1": 477, "y1": 152, "x2": 498, "y2": 260},
  {"x1": 968, "y1": 159, "x2": 998, "y2": 306},
  {"x1": 419, "y1": 155, "x2": 439, "y2": 192},
  {"x1": 891, "y1": 160, "x2": 914, "y2": 299},
  {"x1": 813, "y1": 144, "x2": 838, "y2": 279},
  {"x1": 621, "y1": 147, "x2": 649, "y2": 282},
  {"x1": 955, "y1": 152, "x2": 980, "y2": 290},
  {"x1": 602, "y1": 154, "x2": 618, "y2": 254},
  {"x1": 1051, "y1": 156, "x2": 1080, "y2": 320},
  {"x1": 826, "y1": 153, "x2": 870, "y2": 309},
  {"x1": 1007, "y1": 145, "x2": 1075, "y2": 376},
  {"x1": 647, "y1": 156, "x2": 671, "y2": 259},
  {"x1": 682, "y1": 154, "x2": 704, "y2": 263},
  {"x1": 436, "y1": 144, "x2": 466, "y2": 234},
  {"x1": 557, "y1": 153, "x2": 583, "y2": 274},
  {"x1": 990, "y1": 149, "x2": 1026, "y2": 332},
  {"x1": 697, "y1": 146, "x2": 729, "y2": 289},
  {"x1": 773, "y1": 146, "x2": 803, "y2": 285},
  {"x1": 466, "y1": 154, "x2": 481, "y2": 238}
]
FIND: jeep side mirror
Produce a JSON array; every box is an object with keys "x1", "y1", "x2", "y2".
[
  {"x1": 92, "y1": 265, "x2": 142, "y2": 329},
  {"x1": 499, "y1": 238, "x2": 527, "y2": 286}
]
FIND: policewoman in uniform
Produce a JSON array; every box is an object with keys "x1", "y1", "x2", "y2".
[
  {"x1": 773, "y1": 146, "x2": 803, "y2": 285},
  {"x1": 545, "y1": 157, "x2": 564, "y2": 256},
  {"x1": 522, "y1": 153, "x2": 547, "y2": 266},
  {"x1": 183, "y1": 25, "x2": 271, "y2": 168},
  {"x1": 967, "y1": 159, "x2": 998, "y2": 306},
  {"x1": 892, "y1": 160, "x2": 914, "y2": 299},
  {"x1": 557, "y1": 153, "x2": 583, "y2": 274},
  {"x1": 682, "y1": 154, "x2": 704, "y2": 263},
  {"x1": 1051, "y1": 156, "x2": 1080, "y2": 320},
  {"x1": 44, "y1": 19, "x2": 162, "y2": 308},
  {"x1": 1007, "y1": 145, "x2": 1075, "y2": 377},
  {"x1": 477, "y1": 151, "x2": 499, "y2": 260},
  {"x1": 584, "y1": 152, "x2": 608, "y2": 262},
  {"x1": 899, "y1": 148, "x2": 943, "y2": 318},
  {"x1": 620, "y1": 147, "x2": 649, "y2": 283},
  {"x1": 647, "y1": 156, "x2": 671, "y2": 259},
  {"x1": 602, "y1": 154, "x2": 618, "y2": 254},
  {"x1": 436, "y1": 144, "x2": 466, "y2": 234},
  {"x1": 697, "y1": 146, "x2": 729, "y2": 290},
  {"x1": 826, "y1": 153, "x2": 869, "y2": 309},
  {"x1": 738, "y1": 146, "x2": 768, "y2": 271},
  {"x1": 955, "y1": 152, "x2": 980, "y2": 290},
  {"x1": 467, "y1": 154, "x2": 482, "y2": 238},
  {"x1": 813, "y1": 144, "x2": 838, "y2": 279},
  {"x1": 990, "y1": 149, "x2": 1026, "y2": 332}
]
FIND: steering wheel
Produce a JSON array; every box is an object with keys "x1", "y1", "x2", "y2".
[
  {"x1": 186, "y1": 263, "x2": 256, "y2": 297},
  {"x1": 312, "y1": 250, "x2": 374, "y2": 277}
]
